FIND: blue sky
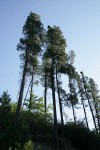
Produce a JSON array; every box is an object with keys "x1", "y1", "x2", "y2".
[{"x1": 0, "y1": 0, "x2": 100, "y2": 102}]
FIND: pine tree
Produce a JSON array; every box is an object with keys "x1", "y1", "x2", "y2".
[
  {"x1": 77, "y1": 76, "x2": 89, "y2": 128},
  {"x1": 88, "y1": 78, "x2": 100, "y2": 131},
  {"x1": 16, "y1": 12, "x2": 45, "y2": 119},
  {"x1": 63, "y1": 64, "x2": 78, "y2": 123},
  {"x1": 43, "y1": 25, "x2": 67, "y2": 149},
  {"x1": 80, "y1": 72, "x2": 98, "y2": 131}
]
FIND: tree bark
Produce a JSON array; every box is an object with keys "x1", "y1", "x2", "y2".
[
  {"x1": 91, "y1": 93, "x2": 100, "y2": 131},
  {"x1": 44, "y1": 70, "x2": 47, "y2": 114},
  {"x1": 51, "y1": 59, "x2": 58, "y2": 150},
  {"x1": 86, "y1": 93, "x2": 97, "y2": 131},
  {"x1": 16, "y1": 51, "x2": 28, "y2": 119},
  {"x1": 29, "y1": 66, "x2": 34, "y2": 112},
  {"x1": 78, "y1": 81, "x2": 89, "y2": 128},
  {"x1": 56, "y1": 67, "x2": 65, "y2": 150},
  {"x1": 71, "y1": 100, "x2": 76, "y2": 123},
  {"x1": 81, "y1": 94, "x2": 89, "y2": 128},
  {"x1": 69, "y1": 77, "x2": 76, "y2": 123}
]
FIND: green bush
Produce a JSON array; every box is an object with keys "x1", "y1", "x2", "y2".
[
  {"x1": 64, "y1": 122, "x2": 100, "y2": 150},
  {"x1": 23, "y1": 140, "x2": 34, "y2": 150}
]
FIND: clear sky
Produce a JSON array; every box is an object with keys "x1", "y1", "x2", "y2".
[{"x1": 0, "y1": 0, "x2": 100, "y2": 102}]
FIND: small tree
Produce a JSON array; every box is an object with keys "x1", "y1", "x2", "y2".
[
  {"x1": 0, "y1": 91, "x2": 11, "y2": 115},
  {"x1": 24, "y1": 93, "x2": 44, "y2": 113}
]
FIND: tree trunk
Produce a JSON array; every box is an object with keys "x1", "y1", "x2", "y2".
[
  {"x1": 78, "y1": 81, "x2": 89, "y2": 128},
  {"x1": 91, "y1": 93, "x2": 100, "y2": 131},
  {"x1": 81, "y1": 94, "x2": 89, "y2": 128},
  {"x1": 29, "y1": 66, "x2": 34, "y2": 112},
  {"x1": 44, "y1": 70, "x2": 47, "y2": 114},
  {"x1": 56, "y1": 67, "x2": 65, "y2": 150},
  {"x1": 16, "y1": 51, "x2": 28, "y2": 120},
  {"x1": 51, "y1": 59, "x2": 58, "y2": 150},
  {"x1": 71, "y1": 101, "x2": 76, "y2": 123},
  {"x1": 69, "y1": 77, "x2": 76, "y2": 123},
  {"x1": 86, "y1": 93, "x2": 97, "y2": 131}
]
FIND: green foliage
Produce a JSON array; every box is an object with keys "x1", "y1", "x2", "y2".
[
  {"x1": 0, "y1": 90, "x2": 53, "y2": 149},
  {"x1": 0, "y1": 91, "x2": 13, "y2": 149},
  {"x1": 0, "y1": 91, "x2": 11, "y2": 114},
  {"x1": 17, "y1": 12, "x2": 45, "y2": 70},
  {"x1": 10, "y1": 102, "x2": 18, "y2": 112},
  {"x1": 8, "y1": 140, "x2": 34, "y2": 150},
  {"x1": 24, "y1": 93, "x2": 44, "y2": 113},
  {"x1": 0, "y1": 93, "x2": 100, "y2": 150},
  {"x1": 23, "y1": 140, "x2": 34, "y2": 150},
  {"x1": 17, "y1": 12, "x2": 45, "y2": 54},
  {"x1": 64, "y1": 122, "x2": 100, "y2": 150},
  {"x1": 44, "y1": 26, "x2": 67, "y2": 66},
  {"x1": 24, "y1": 93, "x2": 53, "y2": 121},
  {"x1": 16, "y1": 12, "x2": 45, "y2": 117},
  {"x1": 14, "y1": 142, "x2": 22, "y2": 150}
]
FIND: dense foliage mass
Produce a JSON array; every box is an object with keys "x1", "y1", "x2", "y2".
[
  {"x1": 0, "y1": 94, "x2": 100, "y2": 150},
  {"x1": 0, "y1": 12, "x2": 100, "y2": 150}
]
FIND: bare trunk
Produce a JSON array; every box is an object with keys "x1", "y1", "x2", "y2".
[
  {"x1": 71, "y1": 101, "x2": 76, "y2": 123},
  {"x1": 56, "y1": 67, "x2": 65, "y2": 150},
  {"x1": 29, "y1": 66, "x2": 34, "y2": 112},
  {"x1": 87, "y1": 94, "x2": 97, "y2": 131},
  {"x1": 69, "y1": 77, "x2": 76, "y2": 123},
  {"x1": 51, "y1": 59, "x2": 58, "y2": 150},
  {"x1": 16, "y1": 51, "x2": 28, "y2": 119},
  {"x1": 44, "y1": 71, "x2": 47, "y2": 113},
  {"x1": 81, "y1": 94, "x2": 89, "y2": 128},
  {"x1": 78, "y1": 81, "x2": 89, "y2": 128}
]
